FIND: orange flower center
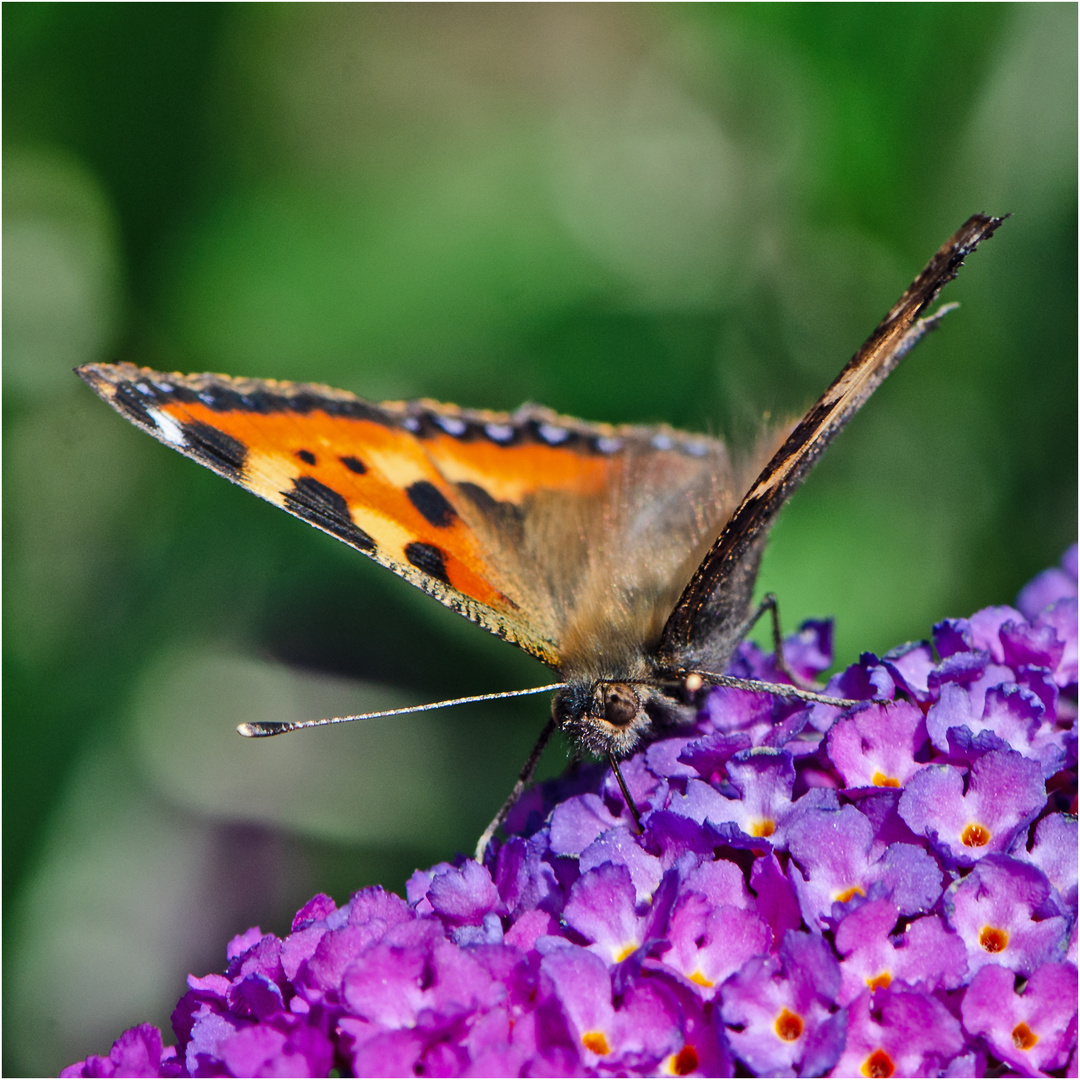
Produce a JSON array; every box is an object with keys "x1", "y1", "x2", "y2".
[
  {"x1": 862, "y1": 1048, "x2": 895, "y2": 1077},
  {"x1": 836, "y1": 885, "x2": 866, "y2": 904},
  {"x1": 961, "y1": 823, "x2": 991, "y2": 847},
  {"x1": 1012, "y1": 1023, "x2": 1038, "y2": 1050},
  {"x1": 671, "y1": 1045, "x2": 700, "y2": 1075},
  {"x1": 582, "y1": 1031, "x2": 610, "y2": 1055},
  {"x1": 979, "y1": 926, "x2": 1008, "y2": 953},
  {"x1": 775, "y1": 1009, "x2": 803, "y2": 1041}
]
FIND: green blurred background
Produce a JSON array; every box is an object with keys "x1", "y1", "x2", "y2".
[{"x1": 3, "y1": 4, "x2": 1075, "y2": 1073}]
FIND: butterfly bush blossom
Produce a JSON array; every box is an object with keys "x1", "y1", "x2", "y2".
[{"x1": 65, "y1": 548, "x2": 1078, "y2": 1078}]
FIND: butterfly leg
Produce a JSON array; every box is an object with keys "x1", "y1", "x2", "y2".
[
  {"x1": 740, "y1": 592, "x2": 816, "y2": 691},
  {"x1": 474, "y1": 716, "x2": 557, "y2": 863},
  {"x1": 607, "y1": 753, "x2": 644, "y2": 833}
]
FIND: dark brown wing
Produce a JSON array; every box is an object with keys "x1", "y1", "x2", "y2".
[{"x1": 658, "y1": 213, "x2": 1005, "y2": 671}]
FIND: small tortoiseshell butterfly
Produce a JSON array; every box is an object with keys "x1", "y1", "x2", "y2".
[{"x1": 78, "y1": 214, "x2": 1001, "y2": 853}]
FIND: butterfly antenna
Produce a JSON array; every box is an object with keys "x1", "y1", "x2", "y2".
[
  {"x1": 237, "y1": 683, "x2": 566, "y2": 738},
  {"x1": 688, "y1": 671, "x2": 870, "y2": 707}
]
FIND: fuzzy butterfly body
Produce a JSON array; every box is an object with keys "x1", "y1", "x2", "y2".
[{"x1": 78, "y1": 214, "x2": 1002, "y2": 840}]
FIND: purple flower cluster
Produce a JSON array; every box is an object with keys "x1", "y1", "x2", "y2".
[{"x1": 65, "y1": 549, "x2": 1078, "y2": 1078}]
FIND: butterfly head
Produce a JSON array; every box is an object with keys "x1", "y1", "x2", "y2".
[{"x1": 552, "y1": 679, "x2": 664, "y2": 758}]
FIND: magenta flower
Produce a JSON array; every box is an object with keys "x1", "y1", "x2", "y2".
[
  {"x1": 899, "y1": 748, "x2": 1047, "y2": 866},
  {"x1": 825, "y1": 700, "x2": 928, "y2": 790},
  {"x1": 944, "y1": 855, "x2": 1070, "y2": 978},
  {"x1": 961, "y1": 961, "x2": 1078, "y2": 1074},
  {"x1": 833, "y1": 899, "x2": 967, "y2": 1005},
  {"x1": 64, "y1": 547, "x2": 1078, "y2": 1077},
  {"x1": 830, "y1": 986, "x2": 966, "y2": 1078}
]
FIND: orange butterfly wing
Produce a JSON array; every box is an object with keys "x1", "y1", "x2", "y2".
[{"x1": 77, "y1": 363, "x2": 646, "y2": 669}]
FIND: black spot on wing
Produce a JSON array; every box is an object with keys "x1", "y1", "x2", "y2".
[
  {"x1": 295, "y1": 449, "x2": 317, "y2": 465},
  {"x1": 340, "y1": 455, "x2": 367, "y2": 474},
  {"x1": 284, "y1": 476, "x2": 376, "y2": 552},
  {"x1": 183, "y1": 422, "x2": 248, "y2": 480},
  {"x1": 406, "y1": 480, "x2": 457, "y2": 528},
  {"x1": 457, "y1": 481, "x2": 513, "y2": 516},
  {"x1": 405, "y1": 541, "x2": 450, "y2": 584}
]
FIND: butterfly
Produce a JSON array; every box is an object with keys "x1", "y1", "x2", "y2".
[{"x1": 78, "y1": 214, "x2": 1002, "y2": 855}]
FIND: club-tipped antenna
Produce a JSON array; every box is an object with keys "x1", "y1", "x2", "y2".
[{"x1": 237, "y1": 682, "x2": 567, "y2": 738}]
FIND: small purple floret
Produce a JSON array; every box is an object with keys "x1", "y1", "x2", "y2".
[
  {"x1": 63, "y1": 550, "x2": 1079, "y2": 1077},
  {"x1": 60, "y1": 1024, "x2": 181, "y2": 1079},
  {"x1": 826, "y1": 700, "x2": 927, "y2": 789},
  {"x1": 831, "y1": 986, "x2": 965, "y2": 1078},
  {"x1": 945, "y1": 854, "x2": 1070, "y2": 977},
  {"x1": 898, "y1": 748, "x2": 1046, "y2": 866},
  {"x1": 961, "y1": 961, "x2": 1078, "y2": 1074}
]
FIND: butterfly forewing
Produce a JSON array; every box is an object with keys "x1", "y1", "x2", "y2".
[
  {"x1": 77, "y1": 365, "x2": 572, "y2": 665},
  {"x1": 658, "y1": 213, "x2": 1004, "y2": 672},
  {"x1": 77, "y1": 365, "x2": 761, "y2": 672}
]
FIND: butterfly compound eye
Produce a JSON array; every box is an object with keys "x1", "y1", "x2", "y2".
[{"x1": 602, "y1": 683, "x2": 640, "y2": 729}]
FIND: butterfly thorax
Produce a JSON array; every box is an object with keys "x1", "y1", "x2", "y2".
[{"x1": 539, "y1": 439, "x2": 782, "y2": 760}]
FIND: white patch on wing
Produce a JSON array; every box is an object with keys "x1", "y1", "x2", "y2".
[
  {"x1": 146, "y1": 407, "x2": 186, "y2": 446},
  {"x1": 435, "y1": 414, "x2": 467, "y2": 437},
  {"x1": 484, "y1": 422, "x2": 514, "y2": 443}
]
